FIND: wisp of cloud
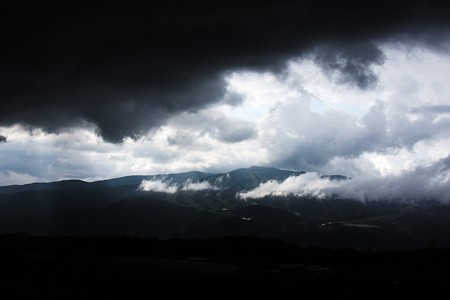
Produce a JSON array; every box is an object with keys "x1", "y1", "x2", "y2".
[
  {"x1": 181, "y1": 180, "x2": 219, "y2": 191},
  {"x1": 238, "y1": 173, "x2": 341, "y2": 200},
  {"x1": 139, "y1": 179, "x2": 179, "y2": 193},
  {"x1": 139, "y1": 178, "x2": 219, "y2": 193}
]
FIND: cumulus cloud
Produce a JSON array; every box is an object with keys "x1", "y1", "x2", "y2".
[
  {"x1": 239, "y1": 155, "x2": 450, "y2": 202},
  {"x1": 1, "y1": 2, "x2": 450, "y2": 142},
  {"x1": 260, "y1": 98, "x2": 395, "y2": 170},
  {"x1": 0, "y1": 135, "x2": 6, "y2": 143},
  {"x1": 259, "y1": 47, "x2": 450, "y2": 172}
]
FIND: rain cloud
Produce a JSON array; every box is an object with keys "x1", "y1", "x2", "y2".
[
  {"x1": 312, "y1": 42, "x2": 386, "y2": 89},
  {"x1": 2, "y1": 1, "x2": 450, "y2": 142}
]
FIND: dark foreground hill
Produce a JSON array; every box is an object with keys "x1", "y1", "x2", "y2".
[
  {"x1": 1, "y1": 167, "x2": 450, "y2": 250},
  {"x1": 0, "y1": 235, "x2": 448, "y2": 299}
]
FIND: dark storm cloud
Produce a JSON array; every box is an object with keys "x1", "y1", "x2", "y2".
[
  {"x1": 214, "y1": 122, "x2": 257, "y2": 143},
  {"x1": 312, "y1": 43, "x2": 386, "y2": 89},
  {"x1": 0, "y1": 136, "x2": 6, "y2": 143},
  {"x1": 220, "y1": 92, "x2": 245, "y2": 107},
  {"x1": 1, "y1": 1, "x2": 450, "y2": 142}
]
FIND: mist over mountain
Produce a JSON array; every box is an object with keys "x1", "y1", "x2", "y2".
[{"x1": 1, "y1": 166, "x2": 450, "y2": 251}]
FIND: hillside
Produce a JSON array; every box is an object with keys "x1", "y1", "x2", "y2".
[{"x1": 1, "y1": 167, "x2": 450, "y2": 250}]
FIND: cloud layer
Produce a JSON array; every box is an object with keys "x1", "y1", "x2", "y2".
[
  {"x1": 239, "y1": 155, "x2": 450, "y2": 202},
  {"x1": 1, "y1": 44, "x2": 450, "y2": 194},
  {"x1": 1, "y1": 2, "x2": 450, "y2": 142}
]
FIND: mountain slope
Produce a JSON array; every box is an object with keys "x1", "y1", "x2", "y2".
[
  {"x1": 1, "y1": 167, "x2": 450, "y2": 250},
  {"x1": 0, "y1": 196, "x2": 226, "y2": 238}
]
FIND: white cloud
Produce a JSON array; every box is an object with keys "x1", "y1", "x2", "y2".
[
  {"x1": 139, "y1": 179, "x2": 178, "y2": 193},
  {"x1": 138, "y1": 178, "x2": 219, "y2": 193},
  {"x1": 239, "y1": 173, "x2": 339, "y2": 200},
  {"x1": 181, "y1": 180, "x2": 219, "y2": 191}
]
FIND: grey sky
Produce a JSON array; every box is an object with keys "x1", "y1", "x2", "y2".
[{"x1": 1, "y1": 1, "x2": 450, "y2": 203}]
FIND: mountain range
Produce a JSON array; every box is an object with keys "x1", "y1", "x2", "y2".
[{"x1": 1, "y1": 166, "x2": 450, "y2": 250}]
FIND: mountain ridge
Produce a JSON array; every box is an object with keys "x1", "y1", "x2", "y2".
[
  {"x1": 0, "y1": 166, "x2": 334, "y2": 190},
  {"x1": 0, "y1": 166, "x2": 449, "y2": 250}
]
